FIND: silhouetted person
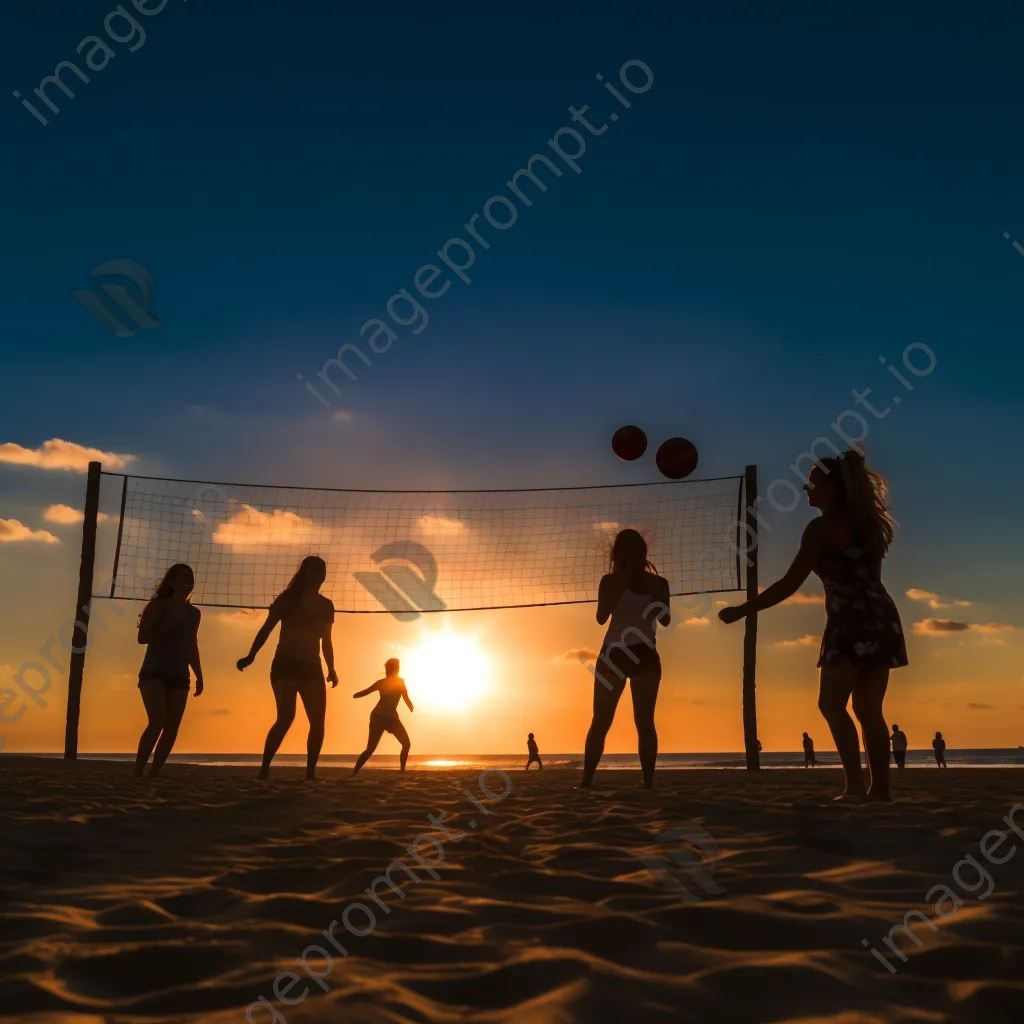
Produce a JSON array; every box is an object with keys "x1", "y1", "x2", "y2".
[
  {"x1": 891, "y1": 724, "x2": 908, "y2": 768},
  {"x1": 720, "y1": 450, "x2": 907, "y2": 802},
  {"x1": 803, "y1": 732, "x2": 816, "y2": 767},
  {"x1": 580, "y1": 529, "x2": 670, "y2": 790},
  {"x1": 352, "y1": 658, "x2": 413, "y2": 774},
  {"x1": 237, "y1": 556, "x2": 337, "y2": 780},
  {"x1": 134, "y1": 564, "x2": 203, "y2": 777},
  {"x1": 932, "y1": 731, "x2": 947, "y2": 767},
  {"x1": 526, "y1": 732, "x2": 542, "y2": 770}
]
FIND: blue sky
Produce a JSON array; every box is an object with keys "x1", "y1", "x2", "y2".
[{"x1": 2, "y1": 0, "x2": 1023, "y2": 751}]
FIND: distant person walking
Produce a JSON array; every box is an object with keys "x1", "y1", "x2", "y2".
[
  {"x1": 134, "y1": 564, "x2": 203, "y2": 777},
  {"x1": 802, "y1": 732, "x2": 816, "y2": 767},
  {"x1": 932, "y1": 731, "x2": 947, "y2": 767},
  {"x1": 526, "y1": 733, "x2": 543, "y2": 770},
  {"x1": 352, "y1": 658, "x2": 413, "y2": 774},
  {"x1": 580, "y1": 529, "x2": 671, "y2": 790},
  {"x1": 720, "y1": 450, "x2": 907, "y2": 802},
  {"x1": 891, "y1": 724, "x2": 908, "y2": 768},
  {"x1": 237, "y1": 556, "x2": 338, "y2": 780}
]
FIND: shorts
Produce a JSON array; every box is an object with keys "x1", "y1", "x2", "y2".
[
  {"x1": 271, "y1": 654, "x2": 324, "y2": 685},
  {"x1": 139, "y1": 671, "x2": 190, "y2": 691},
  {"x1": 593, "y1": 643, "x2": 662, "y2": 694},
  {"x1": 370, "y1": 709, "x2": 403, "y2": 735}
]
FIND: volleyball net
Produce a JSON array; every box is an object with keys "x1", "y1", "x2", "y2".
[{"x1": 96, "y1": 472, "x2": 751, "y2": 613}]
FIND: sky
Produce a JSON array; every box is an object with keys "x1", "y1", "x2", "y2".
[{"x1": 1, "y1": 0, "x2": 1023, "y2": 756}]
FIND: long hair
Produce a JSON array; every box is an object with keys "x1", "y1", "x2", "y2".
[
  {"x1": 276, "y1": 555, "x2": 327, "y2": 605},
  {"x1": 609, "y1": 528, "x2": 658, "y2": 574},
  {"x1": 818, "y1": 450, "x2": 896, "y2": 561},
  {"x1": 138, "y1": 563, "x2": 194, "y2": 626}
]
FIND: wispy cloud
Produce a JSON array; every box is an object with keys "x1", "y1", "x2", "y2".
[
  {"x1": 0, "y1": 438, "x2": 134, "y2": 472},
  {"x1": 417, "y1": 515, "x2": 466, "y2": 536},
  {"x1": 775, "y1": 634, "x2": 819, "y2": 648},
  {"x1": 762, "y1": 588, "x2": 825, "y2": 605},
  {"x1": 906, "y1": 588, "x2": 972, "y2": 610},
  {"x1": 685, "y1": 616, "x2": 710, "y2": 626},
  {"x1": 332, "y1": 409, "x2": 357, "y2": 422},
  {"x1": 913, "y1": 619, "x2": 1016, "y2": 637},
  {"x1": 558, "y1": 647, "x2": 600, "y2": 663},
  {"x1": 966, "y1": 702, "x2": 994, "y2": 710},
  {"x1": 42, "y1": 503, "x2": 111, "y2": 525},
  {"x1": 0, "y1": 517, "x2": 60, "y2": 544},
  {"x1": 216, "y1": 609, "x2": 266, "y2": 627}
]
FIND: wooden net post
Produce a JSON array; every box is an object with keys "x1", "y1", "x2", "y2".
[
  {"x1": 742, "y1": 464, "x2": 760, "y2": 770},
  {"x1": 64, "y1": 460, "x2": 102, "y2": 759}
]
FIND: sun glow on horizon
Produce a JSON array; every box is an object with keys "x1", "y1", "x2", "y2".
[{"x1": 402, "y1": 629, "x2": 491, "y2": 714}]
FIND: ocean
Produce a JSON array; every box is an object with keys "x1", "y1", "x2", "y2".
[{"x1": 27, "y1": 749, "x2": 1024, "y2": 770}]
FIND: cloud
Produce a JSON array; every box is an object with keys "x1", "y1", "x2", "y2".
[
  {"x1": 913, "y1": 619, "x2": 1016, "y2": 637},
  {"x1": 332, "y1": 410, "x2": 357, "y2": 422},
  {"x1": 762, "y1": 588, "x2": 825, "y2": 605},
  {"x1": 966, "y1": 702, "x2": 994, "y2": 710},
  {"x1": 775, "y1": 634, "x2": 819, "y2": 648},
  {"x1": 0, "y1": 517, "x2": 60, "y2": 544},
  {"x1": 416, "y1": 515, "x2": 466, "y2": 536},
  {"x1": 592, "y1": 521, "x2": 621, "y2": 532},
  {"x1": 906, "y1": 588, "x2": 972, "y2": 610},
  {"x1": 216, "y1": 609, "x2": 266, "y2": 627},
  {"x1": 0, "y1": 438, "x2": 134, "y2": 472},
  {"x1": 42, "y1": 504, "x2": 110, "y2": 525},
  {"x1": 685, "y1": 616, "x2": 710, "y2": 626},
  {"x1": 212, "y1": 505, "x2": 318, "y2": 549},
  {"x1": 558, "y1": 647, "x2": 600, "y2": 663}
]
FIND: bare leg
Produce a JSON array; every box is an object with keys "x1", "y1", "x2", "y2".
[
  {"x1": 134, "y1": 679, "x2": 167, "y2": 776},
  {"x1": 818, "y1": 664, "x2": 866, "y2": 797},
  {"x1": 260, "y1": 679, "x2": 297, "y2": 779},
  {"x1": 297, "y1": 677, "x2": 327, "y2": 779},
  {"x1": 582, "y1": 678, "x2": 624, "y2": 787},
  {"x1": 391, "y1": 720, "x2": 411, "y2": 771},
  {"x1": 851, "y1": 666, "x2": 891, "y2": 801},
  {"x1": 353, "y1": 720, "x2": 386, "y2": 776},
  {"x1": 149, "y1": 688, "x2": 189, "y2": 776},
  {"x1": 630, "y1": 672, "x2": 661, "y2": 789}
]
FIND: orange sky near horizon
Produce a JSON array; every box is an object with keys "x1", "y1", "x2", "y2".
[{"x1": 2, "y1": 581, "x2": 1022, "y2": 757}]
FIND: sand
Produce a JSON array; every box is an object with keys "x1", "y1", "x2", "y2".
[{"x1": 1, "y1": 757, "x2": 1022, "y2": 1024}]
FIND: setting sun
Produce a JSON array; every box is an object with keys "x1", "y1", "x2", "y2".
[{"x1": 401, "y1": 630, "x2": 492, "y2": 714}]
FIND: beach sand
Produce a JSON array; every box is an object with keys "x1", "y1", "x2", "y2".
[{"x1": 1, "y1": 757, "x2": 1022, "y2": 1024}]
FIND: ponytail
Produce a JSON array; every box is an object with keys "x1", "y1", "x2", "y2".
[{"x1": 837, "y1": 449, "x2": 895, "y2": 561}]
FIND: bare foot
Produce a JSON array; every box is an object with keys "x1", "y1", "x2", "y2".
[
  {"x1": 833, "y1": 791, "x2": 866, "y2": 802},
  {"x1": 257, "y1": 769, "x2": 269, "y2": 781}
]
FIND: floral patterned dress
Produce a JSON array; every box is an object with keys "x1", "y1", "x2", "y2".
[{"x1": 814, "y1": 544, "x2": 908, "y2": 670}]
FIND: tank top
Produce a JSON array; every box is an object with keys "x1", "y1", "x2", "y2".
[
  {"x1": 139, "y1": 603, "x2": 201, "y2": 681},
  {"x1": 604, "y1": 587, "x2": 658, "y2": 646}
]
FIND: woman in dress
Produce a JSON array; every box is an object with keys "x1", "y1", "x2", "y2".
[
  {"x1": 580, "y1": 528, "x2": 671, "y2": 790},
  {"x1": 237, "y1": 556, "x2": 338, "y2": 780},
  {"x1": 719, "y1": 450, "x2": 907, "y2": 801},
  {"x1": 134, "y1": 563, "x2": 203, "y2": 777}
]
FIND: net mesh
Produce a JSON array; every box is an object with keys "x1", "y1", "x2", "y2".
[{"x1": 102, "y1": 474, "x2": 746, "y2": 612}]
